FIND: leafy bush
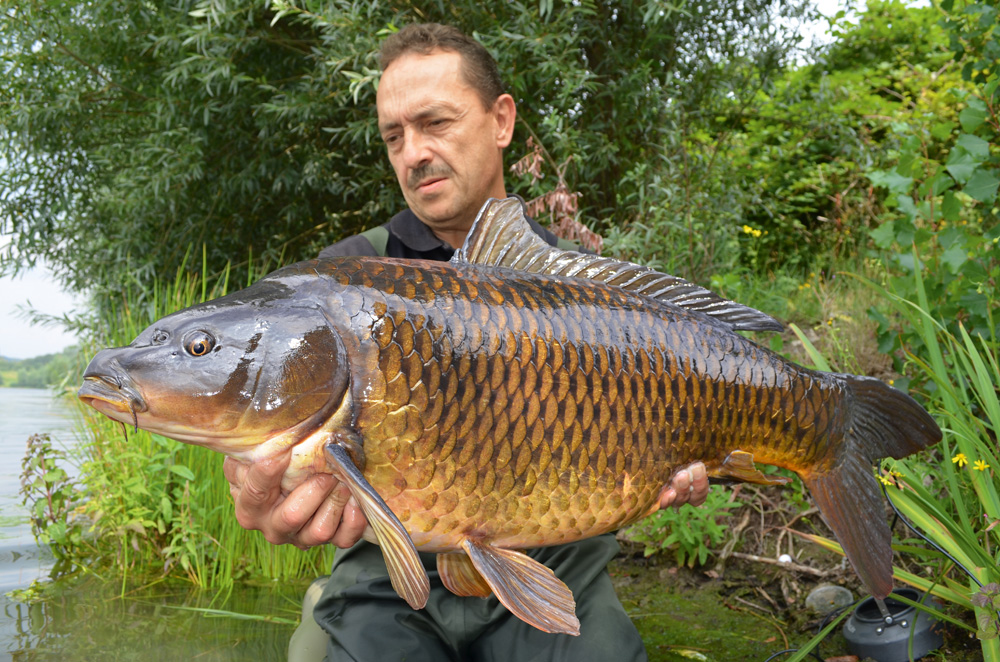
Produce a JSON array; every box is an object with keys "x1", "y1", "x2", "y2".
[
  {"x1": 22, "y1": 255, "x2": 336, "y2": 588},
  {"x1": 865, "y1": 0, "x2": 999, "y2": 386},
  {"x1": 20, "y1": 433, "x2": 90, "y2": 574},
  {"x1": 2, "y1": 0, "x2": 810, "y2": 302},
  {"x1": 624, "y1": 489, "x2": 742, "y2": 568}
]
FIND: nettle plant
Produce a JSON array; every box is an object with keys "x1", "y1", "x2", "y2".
[{"x1": 867, "y1": 1, "x2": 999, "y2": 378}]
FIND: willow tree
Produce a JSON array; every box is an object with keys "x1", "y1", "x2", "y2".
[{"x1": 1, "y1": 0, "x2": 812, "y2": 299}]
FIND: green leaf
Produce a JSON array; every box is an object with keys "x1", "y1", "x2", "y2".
[
  {"x1": 931, "y1": 121, "x2": 956, "y2": 140},
  {"x1": 942, "y1": 191, "x2": 962, "y2": 221},
  {"x1": 168, "y1": 464, "x2": 196, "y2": 481},
  {"x1": 870, "y1": 169, "x2": 913, "y2": 194},
  {"x1": 929, "y1": 172, "x2": 955, "y2": 196},
  {"x1": 946, "y1": 150, "x2": 979, "y2": 183},
  {"x1": 871, "y1": 220, "x2": 896, "y2": 249},
  {"x1": 956, "y1": 133, "x2": 990, "y2": 161},
  {"x1": 941, "y1": 245, "x2": 968, "y2": 273},
  {"x1": 964, "y1": 168, "x2": 1000, "y2": 203},
  {"x1": 959, "y1": 99, "x2": 988, "y2": 132}
]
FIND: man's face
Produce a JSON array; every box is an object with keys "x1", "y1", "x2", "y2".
[{"x1": 376, "y1": 49, "x2": 514, "y2": 241}]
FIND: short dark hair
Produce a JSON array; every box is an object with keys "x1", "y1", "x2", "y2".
[{"x1": 379, "y1": 23, "x2": 505, "y2": 110}]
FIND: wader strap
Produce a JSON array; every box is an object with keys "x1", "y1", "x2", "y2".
[{"x1": 360, "y1": 226, "x2": 390, "y2": 257}]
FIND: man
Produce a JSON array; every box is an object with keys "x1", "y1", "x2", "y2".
[{"x1": 225, "y1": 23, "x2": 710, "y2": 661}]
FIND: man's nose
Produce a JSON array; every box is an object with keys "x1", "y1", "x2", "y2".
[{"x1": 401, "y1": 131, "x2": 433, "y2": 170}]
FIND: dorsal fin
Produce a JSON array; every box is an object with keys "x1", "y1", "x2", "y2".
[{"x1": 454, "y1": 198, "x2": 783, "y2": 332}]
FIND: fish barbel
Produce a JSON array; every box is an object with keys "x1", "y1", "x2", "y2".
[{"x1": 78, "y1": 198, "x2": 940, "y2": 635}]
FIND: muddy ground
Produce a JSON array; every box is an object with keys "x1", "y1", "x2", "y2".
[{"x1": 611, "y1": 487, "x2": 985, "y2": 662}]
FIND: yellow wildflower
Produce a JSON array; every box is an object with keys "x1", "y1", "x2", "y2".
[
  {"x1": 952, "y1": 453, "x2": 968, "y2": 468},
  {"x1": 974, "y1": 460, "x2": 990, "y2": 472},
  {"x1": 879, "y1": 476, "x2": 894, "y2": 486}
]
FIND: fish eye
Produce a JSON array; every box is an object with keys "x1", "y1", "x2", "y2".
[{"x1": 184, "y1": 331, "x2": 216, "y2": 357}]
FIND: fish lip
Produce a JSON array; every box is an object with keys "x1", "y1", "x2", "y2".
[{"x1": 78, "y1": 363, "x2": 148, "y2": 415}]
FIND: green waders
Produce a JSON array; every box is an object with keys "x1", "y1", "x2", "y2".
[{"x1": 309, "y1": 534, "x2": 647, "y2": 662}]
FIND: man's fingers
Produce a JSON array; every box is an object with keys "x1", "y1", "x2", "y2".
[
  {"x1": 658, "y1": 462, "x2": 710, "y2": 509},
  {"x1": 329, "y1": 495, "x2": 368, "y2": 548},
  {"x1": 286, "y1": 482, "x2": 369, "y2": 550},
  {"x1": 223, "y1": 457, "x2": 247, "y2": 501},
  {"x1": 273, "y1": 473, "x2": 336, "y2": 537},
  {"x1": 239, "y1": 453, "x2": 289, "y2": 504},
  {"x1": 687, "y1": 462, "x2": 709, "y2": 507}
]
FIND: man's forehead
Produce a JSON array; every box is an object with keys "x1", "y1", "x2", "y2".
[{"x1": 376, "y1": 52, "x2": 480, "y2": 126}]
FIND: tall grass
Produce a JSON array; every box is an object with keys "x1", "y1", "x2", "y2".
[
  {"x1": 798, "y1": 254, "x2": 1000, "y2": 658},
  {"x1": 72, "y1": 249, "x2": 335, "y2": 588}
]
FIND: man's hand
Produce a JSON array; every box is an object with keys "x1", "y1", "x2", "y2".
[
  {"x1": 658, "y1": 462, "x2": 710, "y2": 509},
  {"x1": 223, "y1": 454, "x2": 368, "y2": 550}
]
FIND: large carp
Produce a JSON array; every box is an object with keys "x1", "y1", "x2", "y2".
[{"x1": 79, "y1": 198, "x2": 940, "y2": 635}]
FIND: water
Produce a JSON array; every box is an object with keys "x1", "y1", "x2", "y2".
[
  {"x1": 0, "y1": 388, "x2": 73, "y2": 594},
  {"x1": 0, "y1": 388, "x2": 309, "y2": 661}
]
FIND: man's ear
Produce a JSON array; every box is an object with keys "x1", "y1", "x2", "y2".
[{"x1": 493, "y1": 94, "x2": 516, "y2": 149}]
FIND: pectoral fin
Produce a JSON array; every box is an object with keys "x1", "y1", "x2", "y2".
[
  {"x1": 324, "y1": 440, "x2": 430, "y2": 610},
  {"x1": 437, "y1": 552, "x2": 493, "y2": 598},
  {"x1": 709, "y1": 450, "x2": 792, "y2": 486},
  {"x1": 461, "y1": 538, "x2": 580, "y2": 636}
]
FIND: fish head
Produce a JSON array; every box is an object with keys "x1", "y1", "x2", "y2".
[{"x1": 78, "y1": 285, "x2": 349, "y2": 455}]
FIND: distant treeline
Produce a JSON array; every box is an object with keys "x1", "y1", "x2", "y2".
[{"x1": 0, "y1": 346, "x2": 79, "y2": 389}]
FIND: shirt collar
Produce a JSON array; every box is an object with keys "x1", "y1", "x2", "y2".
[
  {"x1": 387, "y1": 196, "x2": 532, "y2": 254},
  {"x1": 385, "y1": 209, "x2": 453, "y2": 253}
]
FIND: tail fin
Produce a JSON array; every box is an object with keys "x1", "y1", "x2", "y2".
[{"x1": 802, "y1": 375, "x2": 941, "y2": 599}]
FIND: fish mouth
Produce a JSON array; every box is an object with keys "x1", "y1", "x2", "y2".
[{"x1": 78, "y1": 364, "x2": 147, "y2": 431}]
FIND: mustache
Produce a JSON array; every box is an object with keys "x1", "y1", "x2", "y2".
[{"x1": 408, "y1": 164, "x2": 453, "y2": 189}]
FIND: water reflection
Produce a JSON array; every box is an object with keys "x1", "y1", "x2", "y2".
[
  {"x1": 6, "y1": 577, "x2": 308, "y2": 661},
  {"x1": 1, "y1": 389, "x2": 308, "y2": 660}
]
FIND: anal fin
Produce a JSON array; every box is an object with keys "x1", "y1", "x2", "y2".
[
  {"x1": 325, "y1": 440, "x2": 430, "y2": 610},
  {"x1": 709, "y1": 450, "x2": 791, "y2": 486},
  {"x1": 437, "y1": 552, "x2": 493, "y2": 598},
  {"x1": 461, "y1": 538, "x2": 580, "y2": 636}
]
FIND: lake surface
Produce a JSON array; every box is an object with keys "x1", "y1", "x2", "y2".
[
  {"x1": 0, "y1": 388, "x2": 307, "y2": 661},
  {"x1": 0, "y1": 388, "x2": 74, "y2": 593}
]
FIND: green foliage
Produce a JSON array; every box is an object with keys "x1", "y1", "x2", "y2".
[
  {"x1": 972, "y1": 583, "x2": 1000, "y2": 640},
  {"x1": 19, "y1": 433, "x2": 91, "y2": 573},
  {"x1": 624, "y1": 489, "x2": 741, "y2": 568},
  {"x1": 604, "y1": 0, "x2": 967, "y2": 281},
  {"x1": 865, "y1": 0, "x2": 1000, "y2": 371},
  {"x1": 51, "y1": 256, "x2": 335, "y2": 587},
  {"x1": 1, "y1": 0, "x2": 812, "y2": 300},
  {"x1": 0, "y1": 346, "x2": 80, "y2": 389}
]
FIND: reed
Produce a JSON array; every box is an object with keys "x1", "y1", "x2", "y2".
[
  {"x1": 798, "y1": 253, "x2": 1000, "y2": 658},
  {"x1": 71, "y1": 248, "x2": 335, "y2": 587}
]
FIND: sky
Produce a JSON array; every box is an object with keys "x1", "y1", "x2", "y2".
[
  {"x1": 0, "y1": 1, "x2": 848, "y2": 361},
  {"x1": 0, "y1": 261, "x2": 81, "y2": 360}
]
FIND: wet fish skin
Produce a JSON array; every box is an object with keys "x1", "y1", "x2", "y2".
[
  {"x1": 78, "y1": 198, "x2": 941, "y2": 636},
  {"x1": 319, "y1": 256, "x2": 826, "y2": 554}
]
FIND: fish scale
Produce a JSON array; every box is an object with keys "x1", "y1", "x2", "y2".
[
  {"x1": 335, "y1": 259, "x2": 788, "y2": 553},
  {"x1": 78, "y1": 198, "x2": 940, "y2": 636}
]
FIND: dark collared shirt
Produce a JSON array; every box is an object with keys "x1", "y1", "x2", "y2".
[{"x1": 318, "y1": 207, "x2": 565, "y2": 260}]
